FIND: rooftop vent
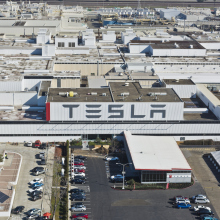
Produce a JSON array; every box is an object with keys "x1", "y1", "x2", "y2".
[
  {"x1": 148, "y1": 92, "x2": 167, "y2": 96},
  {"x1": 121, "y1": 92, "x2": 129, "y2": 96},
  {"x1": 125, "y1": 82, "x2": 129, "y2": 86}
]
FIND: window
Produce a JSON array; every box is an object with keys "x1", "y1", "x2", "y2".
[
  {"x1": 58, "y1": 42, "x2": 64, "y2": 47},
  {"x1": 69, "y1": 42, "x2": 75, "y2": 47}
]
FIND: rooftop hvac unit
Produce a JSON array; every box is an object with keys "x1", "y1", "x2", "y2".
[
  {"x1": 118, "y1": 72, "x2": 123, "y2": 76},
  {"x1": 148, "y1": 92, "x2": 167, "y2": 96},
  {"x1": 189, "y1": 45, "x2": 193, "y2": 49},
  {"x1": 102, "y1": 93, "x2": 106, "y2": 96},
  {"x1": 121, "y1": 92, "x2": 129, "y2": 96},
  {"x1": 175, "y1": 79, "x2": 179, "y2": 82},
  {"x1": 125, "y1": 82, "x2": 129, "y2": 86},
  {"x1": 90, "y1": 92, "x2": 97, "y2": 95}
]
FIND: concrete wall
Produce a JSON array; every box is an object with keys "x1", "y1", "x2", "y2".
[
  {"x1": 55, "y1": 48, "x2": 89, "y2": 55},
  {"x1": 0, "y1": 48, "x2": 42, "y2": 55},
  {"x1": 42, "y1": 44, "x2": 55, "y2": 56},
  {"x1": 55, "y1": 37, "x2": 78, "y2": 47},
  {"x1": 200, "y1": 43, "x2": 220, "y2": 50},
  {"x1": 152, "y1": 48, "x2": 206, "y2": 57},
  {"x1": 129, "y1": 44, "x2": 151, "y2": 53},
  {"x1": 53, "y1": 63, "x2": 116, "y2": 76},
  {"x1": 0, "y1": 81, "x2": 22, "y2": 91},
  {"x1": 0, "y1": 92, "x2": 37, "y2": 106}
]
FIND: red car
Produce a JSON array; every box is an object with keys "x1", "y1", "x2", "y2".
[
  {"x1": 72, "y1": 213, "x2": 88, "y2": 219},
  {"x1": 74, "y1": 169, "x2": 85, "y2": 173},
  {"x1": 74, "y1": 162, "x2": 84, "y2": 166}
]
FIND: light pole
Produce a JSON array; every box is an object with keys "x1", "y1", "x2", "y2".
[{"x1": 116, "y1": 163, "x2": 132, "y2": 189}]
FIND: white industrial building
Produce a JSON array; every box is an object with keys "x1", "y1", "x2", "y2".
[{"x1": 123, "y1": 130, "x2": 192, "y2": 183}]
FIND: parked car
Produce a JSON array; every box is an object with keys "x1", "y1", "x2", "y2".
[
  {"x1": 39, "y1": 142, "x2": 47, "y2": 149},
  {"x1": 27, "y1": 142, "x2": 32, "y2": 147},
  {"x1": 110, "y1": 174, "x2": 123, "y2": 180},
  {"x1": 105, "y1": 156, "x2": 119, "y2": 161},
  {"x1": 74, "y1": 175, "x2": 86, "y2": 180},
  {"x1": 11, "y1": 206, "x2": 25, "y2": 214},
  {"x1": 29, "y1": 178, "x2": 43, "y2": 185},
  {"x1": 71, "y1": 204, "x2": 86, "y2": 212},
  {"x1": 71, "y1": 192, "x2": 86, "y2": 196},
  {"x1": 41, "y1": 159, "x2": 46, "y2": 165},
  {"x1": 73, "y1": 179, "x2": 86, "y2": 184},
  {"x1": 197, "y1": 208, "x2": 214, "y2": 216},
  {"x1": 194, "y1": 206, "x2": 211, "y2": 212},
  {"x1": 26, "y1": 214, "x2": 40, "y2": 219},
  {"x1": 72, "y1": 213, "x2": 88, "y2": 219},
  {"x1": 31, "y1": 195, "x2": 42, "y2": 201},
  {"x1": 74, "y1": 165, "x2": 86, "y2": 170},
  {"x1": 192, "y1": 194, "x2": 207, "y2": 200},
  {"x1": 194, "y1": 198, "x2": 210, "y2": 204},
  {"x1": 75, "y1": 155, "x2": 87, "y2": 160},
  {"x1": 70, "y1": 189, "x2": 84, "y2": 194},
  {"x1": 111, "y1": 177, "x2": 125, "y2": 183},
  {"x1": 175, "y1": 196, "x2": 189, "y2": 201},
  {"x1": 28, "y1": 186, "x2": 43, "y2": 193},
  {"x1": 30, "y1": 190, "x2": 43, "y2": 196},
  {"x1": 73, "y1": 172, "x2": 85, "y2": 177},
  {"x1": 175, "y1": 198, "x2": 190, "y2": 204},
  {"x1": 31, "y1": 182, "x2": 44, "y2": 188},
  {"x1": 71, "y1": 194, "x2": 86, "y2": 201},
  {"x1": 176, "y1": 197, "x2": 190, "y2": 204},
  {"x1": 39, "y1": 152, "x2": 45, "y2": 159},
  {"x1": 74, "y1": 162, "x2": 84, "y2": 166},
  {"x1": 176, "y1": 203, "x2": 192, "y2": 209},
  {"x1": 34, "y1": 169, "x2": 45, "y2": 176},
  {"x1": 200, "y1": 214, "x2": 218, "y2": 220},
  {"x1": 74, "y1": 169, "x2": 85, "y2": 173},
  {"x1": 74, "y1": 158, "x2": 84, "y2": 163},
  {"x1": 27, "y1": 208, "x2": 41, "y2": 216},
  {"x1": 31, "y1": 167, "x2": 44, "y2": 173}
]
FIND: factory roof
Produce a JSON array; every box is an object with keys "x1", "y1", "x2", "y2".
[
  {"x1": 109, "y1": 82, "x2": 182, "y2": 102},
  {"x1": 211, "y1": 151, "x2": 220, "y2": 167},
  {"x1": 124, "y1": 130, "x2": 191, "y2": 171},
  {"x1": 163, "y1": 79, "x2": 195, "y2": 85},
  {"x1": 47, "y1": 87, "x2": 113, "y2": 102}
]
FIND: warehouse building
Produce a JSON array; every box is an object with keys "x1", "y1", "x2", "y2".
[{"x1": 123, "y1": 130, "x2": 192, "y2": 183}]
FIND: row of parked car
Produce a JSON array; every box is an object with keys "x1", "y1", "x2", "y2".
[
  {"x1": 70, "y1": 155, "x2": 90, "y2": 220},
  {"x1": 28, "y1": 178, "x2": 44, "y2": 201},
  {"x1": 11, "y1": 207, "x2": 42, "y2": 219},
  {"x1": 173, "y1": 195, "x2": 218, "y2": 220}
]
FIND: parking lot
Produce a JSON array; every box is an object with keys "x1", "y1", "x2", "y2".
[
  {"x1": 69, "y1": 156, "x2": 93, "y2": 220},
  {"x1": 0, "y1": 143, "x2": 54, "y2": 219},
  {"x1": 70, "y1": 149, "x2": 220, "y2": 220}
]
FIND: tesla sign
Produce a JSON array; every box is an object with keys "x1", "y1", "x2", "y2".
[{"x1": 62, "y1": 104, "x2": 166, "y2": 119}]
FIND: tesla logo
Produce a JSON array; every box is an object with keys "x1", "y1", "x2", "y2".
[{"x1": 62, "y1": 104, "x2": 166, "y2": 119}]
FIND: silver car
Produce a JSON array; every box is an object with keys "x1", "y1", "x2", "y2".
[
  {"x1": 194, "y1": 198, "x2": 210, "y2": 204},
  {"x1": 71, "y1": 204, "x2": 86, "y2": 212}
]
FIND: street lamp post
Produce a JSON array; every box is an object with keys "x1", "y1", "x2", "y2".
[{"x1": 116, "y1": 163, "x2": 132, "y2": 189}]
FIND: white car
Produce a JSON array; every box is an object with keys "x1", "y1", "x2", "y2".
[
  {"x1": 192, "y1": 194, "x2": 207, "y2": 200},
  {"x1": 194, "y1": 205, "x2": 211, "y2": 212},
  {"x1": 74, "y1": 165, "x2": 86, "y2": 170},
  {"x1": 28, "y1": 186, "x2": 43, "y2": 193},
  {"x1": 71, "y1": 204, "x2": 86, "y2": 212},
  {"x1": 27, "y1": 141, "x2": 32, "y2": 147},
  {"x1": 39, "y1": 152, "x2": 45, "y2": 159},
  {"x1": 176, "y1": 198, "x2": 190, "y2": 204},
  {"x1": 73, "y1": 172, "x2": 85, "y2": 177},
  {"x1": 29, "y1": 178, "x2": 43, "y2": 185}
]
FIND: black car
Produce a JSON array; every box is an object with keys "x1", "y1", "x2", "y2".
[
  {"x1": 69, "y1": 189, "x2": 84, "y2": 194},
  {"x1": 71, "y1": 202, "x2": 84, "y2": 207},
  {"x1": 31, "y1": 167, "x2": 44, "y2": 172},
  {"x1": 197, "y1": 209, "x2": 214, "y2": 216},
  {"x1": 41, "y1": 159, "x2": 46, "y2": 165},
  {"x1": 75, "y1": 155, "x2": 87, "y2": 160},
  {"x1": 73, "y1": 179, "x2": 86, "y2": 184},
  {"x1": 74, "y1": 175, "x2": 86, "y2": 180},
  {"x1": 30, "y1": 190, "x2": 43, "y2": 196},
  {"x1": 71, "y1": 194, "x2": 86, "y2": 201},
  {"x1": 31, "y1": 195, "x2": 42, "y2": 201},
  {"x1": 11, "y1": 206, "x2": 25, "y2": 214},
  {"x1": 39, "y1": 143, "x2": 47, "y2": 149}
]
